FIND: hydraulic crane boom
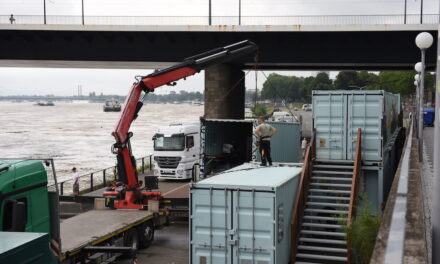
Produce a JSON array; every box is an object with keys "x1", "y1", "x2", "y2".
[{"x1": 104, "y1": 40, "x2": 257, "y2": 209}]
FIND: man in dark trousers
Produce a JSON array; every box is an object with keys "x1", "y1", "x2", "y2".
[
  {"x1": 255, "y1": 116, "x2": 277, "y2": 166},
  {"x1": 9, "y1": 14, "x2": 15, "y2": 24}
]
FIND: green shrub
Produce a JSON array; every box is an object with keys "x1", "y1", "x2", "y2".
[
  {"x1": 343, "y1": 194, "x2": 381, "y2": 264},
  {"x1": 252, "y1": 103, "x2": 267, "y2": 116},
  {"x1": 137, "y1": 163, "x2": 151, "y2": 173}
]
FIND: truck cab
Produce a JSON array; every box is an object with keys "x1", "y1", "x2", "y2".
[
  {"x1": 152, "y1": 123, "x2": 200, "y2": 180},
  {"x1": 0, "y1": 160, "x2": 51, "y2": 235},
  {"x1": 0, "y1": 160, "x2": 58, "y2": 263}
]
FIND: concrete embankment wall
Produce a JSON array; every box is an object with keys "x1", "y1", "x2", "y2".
[{"x1": 370, "y1": 131, "x2": 428, "y2": 263}]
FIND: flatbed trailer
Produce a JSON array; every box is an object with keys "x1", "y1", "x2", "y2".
[
  {"x1": 60, "y1": 209, "x2": 159, "y2": 263},
  {"x1": 0, "y1": 159, "x2": 168, "y2": 264}
]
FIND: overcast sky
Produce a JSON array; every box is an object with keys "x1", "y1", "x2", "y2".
[{"x1": 0, "y1": 0, "x2": 438, "y2": 96}]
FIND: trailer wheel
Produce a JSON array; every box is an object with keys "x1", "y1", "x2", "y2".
[
  {"x1": 138, "y1": 221, "x2": 154, "y2": 249},
  {"x1": 123, "y1": 229, "x2": 139, "y2": 256}
]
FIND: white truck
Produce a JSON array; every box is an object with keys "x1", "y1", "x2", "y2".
[
  {"x1": 152, "y1": 123, "x2": 200, "y2": 180},
  {"x1": 271, "y1": 111, "x2": 299, "y2": 122}
]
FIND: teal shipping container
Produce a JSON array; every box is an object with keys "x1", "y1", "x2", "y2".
[
  {"x1": 312, "y1": 90, "x2": 401, "y2": 161},
  {"x1": 190, "y1": 163, "x2": 302, "y2": 264},
  {"x1": 256, "y1": 121, "x2": 301, "y2": 163},
  {"x1": 200, "y1": 118, "x2": 254, "y2": 176},
  {"x1": 200, "y1": 118, "x2": 301, "y2": 177}
]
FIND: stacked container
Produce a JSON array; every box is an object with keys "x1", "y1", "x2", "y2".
[
  {"x1": 312, "y1": 90, "x2": 403, "y2": 213},
  {"x1": 190, "y1": 163, "x2": 302, "y2": 264}
]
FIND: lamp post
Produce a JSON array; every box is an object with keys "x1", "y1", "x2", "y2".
[
  {"x1": 238, "y1": 0, "x2": 241, "y2": 25},
  {"x1": 43, "y1": 0, "x2": 46, "y2": 24},
  {"x1": 414, "y1": 75, "x2": 420, "y2": 137},
  {"x1": 404, "y1": 0, "x2": 407, "y2": 24},
  {"x1": 209, "y1": 0, "x2": 212, "y2": 25},
  {"x1": 81, "y1": 0, "x2": 84, "y2": 25},
  {"x1": 415, "y1": 62, "x2": 423, "y2": 151},
  {"x1": 415, "y1": 32, "x2": 434, "y2": 162}
]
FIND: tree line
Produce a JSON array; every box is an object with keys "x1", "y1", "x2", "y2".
[
  {"x1": 144, "y1": 90, "x2": 203, "y2": 102},
  {"x1": 256, "y1": 71, "x2": 435, "y2": 103}
]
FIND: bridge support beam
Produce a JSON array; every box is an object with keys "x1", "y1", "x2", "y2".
[{"x1": 204, "y1": 64, "x2": 245, "y2": 119}]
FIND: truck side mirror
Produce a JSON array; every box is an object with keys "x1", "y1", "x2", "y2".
[{"x1": 11, "y1": 201, "x2": 26, "y2": 232}]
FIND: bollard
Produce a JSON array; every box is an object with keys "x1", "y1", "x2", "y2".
[
  {"x1": 103, "y1": 169, "x2": 106, "y2": 185},
  {"x1": 60, "y1": 182, "x2": 64, "y2": 195},
  {"x1": 142, "y1": 158, "x2": 145, "y2": 174},
  {"x1": 90, "y1": 173, "x2": 94, "y2": 191}
]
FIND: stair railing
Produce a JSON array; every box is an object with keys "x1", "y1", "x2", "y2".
[
  {"x1": 290, "y1": 130, "x2": 316, "y2": 263},
  {"x1": 347, "y1": 128, "x2": 362, "y2": 263}
]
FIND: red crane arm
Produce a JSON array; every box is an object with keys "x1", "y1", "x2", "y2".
[
  {"x1": 112, "y1": 66, "x2": 197, "y2": 144},
  {"x1": 111, "y1": 40, "x2": 257, "y2": 191}
]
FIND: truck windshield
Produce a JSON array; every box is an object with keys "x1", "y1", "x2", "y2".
[{"x1": 154, "y1": 134, "x2": 185, "y2": 151}]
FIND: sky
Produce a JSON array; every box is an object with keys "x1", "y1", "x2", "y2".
[{"x1": 0, "y1": 0, "x2": 438, "y2": 96}]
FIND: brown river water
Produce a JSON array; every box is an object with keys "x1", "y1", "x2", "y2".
[{"x1": 0, "y1": 101, "x2": 203, "y2": 183}]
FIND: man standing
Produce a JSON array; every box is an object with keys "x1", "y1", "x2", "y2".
[
  {"x1": 255, "y1": 116, "x2": 277, "y2": 166},
  {"x1": 72, "y1": 167, "x2": 80, "y2": 197},
  {"x1": 9, "y1": 14, "x2": 15, "y2": 24},
  {"x1": 301, "y1": 137, "x2": 308, "y2": 159}
]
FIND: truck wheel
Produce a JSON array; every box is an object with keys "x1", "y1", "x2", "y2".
[
  {"x1": 138, "y1": 221, "x2": 154, "y2": 249},
  {"x1": 164, "y1": 215, "x2": 170, "y2": 226},
  {"x1": 123, "y1": 229, "x2": 139, "y2": 256}
]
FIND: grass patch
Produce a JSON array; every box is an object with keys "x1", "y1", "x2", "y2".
[{"x1": 340, "y1": 194, "x2": 381, "y2": 264}]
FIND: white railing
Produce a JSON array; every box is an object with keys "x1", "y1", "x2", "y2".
[{"x1": 1, "y1": 14, "x2": 439, "y2": 26}]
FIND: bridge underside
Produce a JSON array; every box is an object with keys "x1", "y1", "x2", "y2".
[{"x1": 0, "y1": 25, "x2": 437, "y2": 71}]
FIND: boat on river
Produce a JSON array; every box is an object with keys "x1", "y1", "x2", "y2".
[
  {"x1": 103, "y1": 99, "x2": 121, "y2": 112},
  {"x1": 35, "y1": 101, "x2": 55, "y2": 106}
]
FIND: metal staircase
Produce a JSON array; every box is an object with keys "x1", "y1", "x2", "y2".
[
  {"x1": 291, "y1": 129, "x2": 362, "y2": 264},
  {"x1": 296, "y1": 159, "x2": 353, "y2": 263}
]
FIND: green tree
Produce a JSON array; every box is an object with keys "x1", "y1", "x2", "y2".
[
  {"x1": 252, "y1": 103, "x2": 267, "y2": 116},
  {"x1": 311, "y1": 72, "x2": 332, "y2": 90},
  {"x1": 370, "y1": 72, "x2": 415, "y2": 95},
  {"x1": 358, "y1": 71, "x2": 379, "y2": 88},
  {"x1": 334, "y1": 71, "x2": 360, "y2": 90}
]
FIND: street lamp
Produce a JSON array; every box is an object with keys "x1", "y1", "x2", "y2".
[
  {"x1": 415, "y1": 62, "x2": 423, "y2": 73},
  {"x1": 415, "y1": 32, "x2": 433, "y2": 162},
  {"x1": 414, "y1": 75, "x2": 420, "y2": 137},
  {"x1": 414, "y1": 73, "x2": 420, "y2": 81}
]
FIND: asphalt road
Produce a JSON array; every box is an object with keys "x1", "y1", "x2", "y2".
[
  {"x1": 116, "y1": 221, "x2": 189, "y2": 264},
  {"x1": 424, "y1": 126, "x2": 434, "y2": 164}
]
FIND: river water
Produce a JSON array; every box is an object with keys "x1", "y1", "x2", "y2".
[{"x1": 0, "y1": 101, "x2": 203, "y2": 182}]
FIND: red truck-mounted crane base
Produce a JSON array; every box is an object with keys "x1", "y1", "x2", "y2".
[{"x1": 104, "y1": 190, "x2": 162, "y2": 209}]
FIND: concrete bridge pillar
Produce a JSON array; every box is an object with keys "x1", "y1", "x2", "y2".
[{"x1": 204, "y1": 64, "x2": 245, "y2": 119}]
